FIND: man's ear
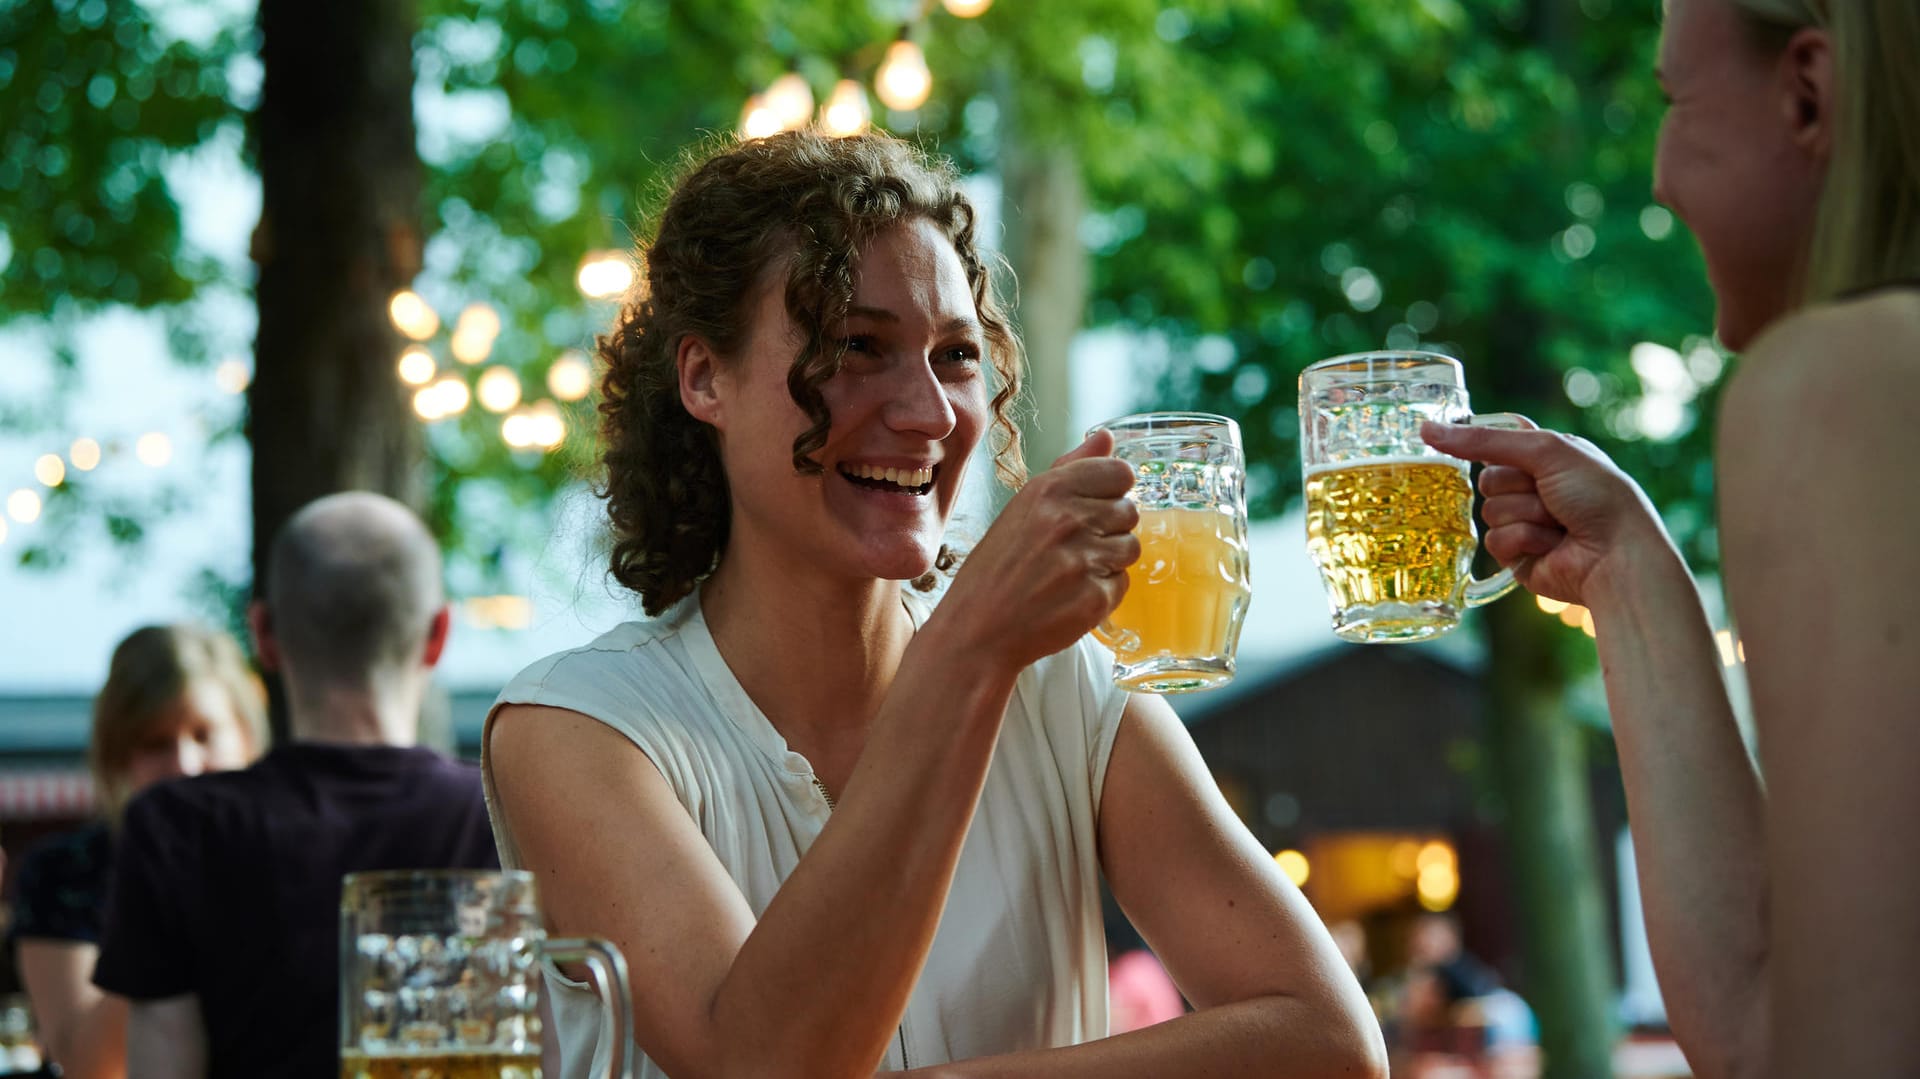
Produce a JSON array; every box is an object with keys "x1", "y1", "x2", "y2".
[
  {"x1": 1781, "y1": 26, "x2": 1834, "y2": 161},
  {"x1": 247, "y1": 600, "x2": 281, "y2": 673},
  {"x1": 421, "y1": 605, "x2": 451, "y2": 668},
  {"x1": 678, "y1": 335, "x2": 727, "y2": 426}
]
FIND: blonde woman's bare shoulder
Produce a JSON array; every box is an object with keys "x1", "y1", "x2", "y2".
[{"x1": 1722, "y1": 291, "x2": 1920, "y2": 446}]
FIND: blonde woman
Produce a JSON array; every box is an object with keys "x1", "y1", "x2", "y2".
[
  {"x1": 9, "y1": 624, "x2": 265, "y2": 1079},
  {"x1": 1423, "y1": 1, "x2": 1920, "y2": 1075}
]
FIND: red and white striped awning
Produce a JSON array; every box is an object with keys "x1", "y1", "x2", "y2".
[{"x1": 0, "y1": 770, "x2": 96, "y2": 820}]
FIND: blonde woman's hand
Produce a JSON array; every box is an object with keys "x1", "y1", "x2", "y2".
[
  {"x1": 934, "y1": 430, "x2": 1140, "y2": 673},
  {"x1": 1421, "y1": 419, "x2": 1678, "y2": 609}
]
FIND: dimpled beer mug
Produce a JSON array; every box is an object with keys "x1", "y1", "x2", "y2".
[
  {"x1": 1300, "y1": 351, "x2": 1523, "y2": 644},
  {"x1": 340, "y1": 870, "x2": 632, "y2": 1079},
  {"x1": 1090, "y1": 412, "x2": 1252, "y2": 693}
]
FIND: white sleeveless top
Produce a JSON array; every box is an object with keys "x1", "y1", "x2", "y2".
[{"x1": 481, "y1": 589, "x2": 1129, "y2": 1078}]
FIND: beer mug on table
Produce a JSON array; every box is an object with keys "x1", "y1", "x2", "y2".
[
  {"x1": 340, "y1": 870, "x2": 632, "y2": 1079},
  {"x1": 1300, "y1": 351, "x2": 1523, "y2": 644},
  {"x1": 1089, "y1": 412, "x2": 1252, "y2": 693}
]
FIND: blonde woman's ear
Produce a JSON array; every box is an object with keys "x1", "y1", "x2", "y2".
[{"x1": 1782, "y1": 25, "x2": 1834, "y2": 159}]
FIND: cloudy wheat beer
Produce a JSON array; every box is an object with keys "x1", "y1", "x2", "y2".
[
  {"x1": 1087, "y1": 412, "x2": 1251, "y2": 692},
  {"x1": 340, "y1": 1048, "x2": 542, "y2": 1079},
  {"x1": 1299, "y1": 351, "x2": 1522, "y2": 643},
  {"x1": 1305, "y1": 458, "x2": 1475, "y2": 617},
  {"x1": 1102, "y1": 505, "x2": 1252, "y2": 691}
]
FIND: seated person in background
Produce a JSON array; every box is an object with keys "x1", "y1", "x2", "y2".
[
  {"x1": 10, "y1": 624, "x2": 264, "y2": 1079},
  {"x1": 93, "y1": 492, "x2": 499, "y2": 1079}
]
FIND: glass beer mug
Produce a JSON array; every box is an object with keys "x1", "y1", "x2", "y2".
[
  {"x1": 1299, "y1": 351, "x2": 1523, "y2": 644},
  {"x1": 1090, "y1": 412, "x2": 1252, "y2": 693},
  {"x1": 340, "y1": 870, "x2": 632, "y2": 1079}
]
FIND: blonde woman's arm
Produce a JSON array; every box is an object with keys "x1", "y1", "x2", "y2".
[{"x1": 16, "y1": 940, "x2": 126, "y2": 1079}]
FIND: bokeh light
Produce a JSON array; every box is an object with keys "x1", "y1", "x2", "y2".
[
  {"x1": 388, "y1": 290, "x2": 440, "y2": 340},
  {"x1": 477, "y1": 366, "x2": 522, "y2": 413},
  {"x1": 135, "y1": 433, "x2": 172, "y2": 468},
  {"x1": 69, "y1": 438, "x2": 101, "y2": 472},
  {"x1": 546, "y1": 351, "x2": 592, "y2": 402},
  {"x1": 33, "y1": 454, "x2": 66, "y2": 488}
]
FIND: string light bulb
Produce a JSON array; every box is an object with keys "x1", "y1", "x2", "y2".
[
  {"x1": 874, "y1": 40, "x2": 932, "y2": 112},
  {"x1": 576, "y1": 251, "x2": 635, "y2": 300},
  {"x1": 739, "y1": 93, "x2": 783, "y2": 140},
  {"x1": 819, "y1": 79, "x2": 872, "y2": 138},
  {"x1": 764, "y1": 73, "x2": 814, "y2": 131},
  {"x1": 69, "y1": 438, "x2": 101, "y2": 472},
  {"x1": 942, "y1": 0, "x2": 993, "y2": 16},
  {"x1": 477, "y1": 366, "x2": 523, "y2": 413},
  {"x1": 388, "y1": 290, "x2": 440, "y2": 340}
]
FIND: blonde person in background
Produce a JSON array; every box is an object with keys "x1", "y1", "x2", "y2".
[
  {"x1": 1422, "y1": 1, "x2": 1920, "y2": 1075},
  {"x1": 486, "y1": 131, "x2": 1384, "y2": 1079},
  {"x1": 8, "y1": 625, "x2": 265, "y2": 1079}
]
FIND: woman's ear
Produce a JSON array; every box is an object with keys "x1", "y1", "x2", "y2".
[
  {"x1": 678, "y1": 335, "x2": 726, "y2": 426},
  {"x1": 1781, "y1": 26, "x2": 1834, "y2": 162}
]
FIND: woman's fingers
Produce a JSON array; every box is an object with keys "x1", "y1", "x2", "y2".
[
  {"x1": 1485, "y1": 521, "x2": 1567, "y2": 566},
  {"x1": 1481, "y1": 492, "x2": 1555, "y2": 530},
  {"x1": 1478, "y1": 465, "x2": 1538, "y2": 500}
]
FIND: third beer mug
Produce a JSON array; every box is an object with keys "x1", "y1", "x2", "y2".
[
  {"x1": 1299, "y1": 351, "x2": 1522, "y2": 644},
  {"x1": 1090, "y1": 412, "x2": 1252, "y2": 692}
]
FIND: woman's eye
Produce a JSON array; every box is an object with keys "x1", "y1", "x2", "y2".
[
  {"x1": 840, "y1": 335, "x2": 877, "y2": 354},
  {"x1": 941, "y1": 345, "x2": 982, "y2": 367}
]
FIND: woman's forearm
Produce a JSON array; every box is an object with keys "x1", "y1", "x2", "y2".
[
  {"x1": 706, "y1": 620, "x2": 1022, "y2": 1079},
  {"x1": 895, "y1": 993, "x2": 1385, "y2": 1079},
  {"x1": 1586, "y1": 545, "x2": 1770, "y2": 1076}
]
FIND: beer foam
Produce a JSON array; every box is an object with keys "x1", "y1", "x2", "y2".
[{"x1": 1303, "y1": 454, "x2": 1468, "y2": 479}]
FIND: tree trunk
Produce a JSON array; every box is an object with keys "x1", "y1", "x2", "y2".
[
  {"x1": 999, "y1": 136, "x2": 1087, "y2": 472},
  {"x1": 1482, "y1": 271, "x2": 1616, "y2": 1077},
  {"x1": 249, "y1": 0, "x2": 423, "y2": 739}
]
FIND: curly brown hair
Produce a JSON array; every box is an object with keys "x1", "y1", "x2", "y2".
[{"x1": 597, "y1": 130, "x2": 1026, "y2": 615}]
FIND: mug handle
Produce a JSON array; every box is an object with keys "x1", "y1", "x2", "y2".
[
  {"x1": 1460, "y1": 412, "x2": 1531, "y2": 608},
  {"x1": 545, "y1": 936, "x2": 634, "y2": 1079}
]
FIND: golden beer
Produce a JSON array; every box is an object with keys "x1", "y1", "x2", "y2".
[
  {"x1": 1098, "y1": 505, "x2": 1251, "y2": 692},
  {"x1": 1305, "y1": 458, "x2": 1475, "y2": 638},
  {"x1": 340, "y1": 1049, "x2": 541, "y2": 1079}
]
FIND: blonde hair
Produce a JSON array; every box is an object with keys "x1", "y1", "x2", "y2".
[
  {"x1": 90, "y1": 623, "x2": 268, "y2": 821},
  {"x1": 1731, "y1": 0, "x2": 1920, "y2": 301}
]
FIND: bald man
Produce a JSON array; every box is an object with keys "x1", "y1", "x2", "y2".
[{"x1": 94, "y1": 493, "x2": 499, "y2": 1079}]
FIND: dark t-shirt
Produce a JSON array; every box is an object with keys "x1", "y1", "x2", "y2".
[
  {"x1": 9, "y1": 821, "x2": 112, "y2": 945},
  {"x1": 92, "y1": 743, "x2": 499, "y2": 1079}
]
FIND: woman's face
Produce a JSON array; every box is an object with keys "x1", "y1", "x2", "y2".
[
  {"x1": 712, "y1": 216, "x2": 990, "y2": 585},
  {"x1": 1653, "y1": 0, "x2": 1826, "y2": 349},
  {"x1": 123, "y1": 679, "x2": 254, "y2": 796}
]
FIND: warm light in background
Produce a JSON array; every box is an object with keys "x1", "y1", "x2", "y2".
[
  {"x1": 1535, "y1": 595, "x2": 1568, "y2": 615},
  {"x1": 875, "y1": 41, "x2": 933, "y2": 111},
  {"x1": 819, "y1": 79, "x2": 872, "y2": 137},
  {"x1": 33, "y1": 454, "x2": 66, "y2": 488},
  {"x1": 413, "y1": 377, "x2": 471, "y2": 422},
  {"x1": 546, "y1": 351, "x2": 593, "y2": 402},
  {"x1": 460, "y1": 594, "x2": 533, "y2": 630},
  {"x1": 397, "y1": 347, "x2": 437, "y2": 387},
  {"x1": 214, "y1": 359, "x2": 251, "y2": 395},
  {"x1": 576, "y1": 252, "x2": 635, "y2": 300},
  {"x1": 477, "y1": 366, "x2": 522, "y2": 413},
  {"x1": 1390, "y1": 840, "x2": 1420, "y2": 879},
  {"x1": 1415, "y1": 840, "x2": 1459, "y2": 912},
  {"x1": 1274, "y1": 849, "x2": 1310, "y2": 887},
  {"x1": 7, "y1": 489, "x2": 42, "y2": 524},
  {"x1": 135, "y1": 433, "x2": 172, "y2": 468},
  {"x1": 69, "y1": 438, "x2": 101, "y2": 472},
  {"x1": 764, "y1": 72, "x2": 814, "y2": 131},
  {"x1": 503, "y1": 401, "x2": 566, "y2": 451},
  {"x1": 740, "y1": 93, "x2": 782, "y2": 139},
  {"x1": 943, "y1": 0, "x2": 993, "y2": 16},
  {"x1": 388, "y1": 290, "x2": 440, "y2": 340},
  {"x1": 450, "y1": 303, "x2": 501, "y2": 364}
]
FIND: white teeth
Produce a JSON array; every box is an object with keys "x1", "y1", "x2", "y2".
[{"x1": 845, "y1": 464, "x2": 934, "y2": 487}]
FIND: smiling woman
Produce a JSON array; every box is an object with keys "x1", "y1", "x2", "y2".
[{"x1": 481, "y1": 130, "x2": 1384, "y2": 1079}]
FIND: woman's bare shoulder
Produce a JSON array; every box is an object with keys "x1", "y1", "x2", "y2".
[{"x1": 1720, "y1": 292, "x2": 1920, "y2": 452}]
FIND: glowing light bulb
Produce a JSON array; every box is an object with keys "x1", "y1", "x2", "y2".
[
  {"x1": 819, "y1": 79, "x2": 871, "y2": 138},
  {"x1": 576, "y1": 252, "x2": 636, "y2": 300},
  {"x1": 134, "y1": 433, "x2": 172, "y2": 468},
  {"x1": 477, "y1": 366, "x2": 522, "y2": 413},
  {"x1": 397, "y1": 347, "x2": 437, "y2": 386},
  {"x1": 547, "y1": 351, "x2": 592, "y2": 402},
  {"x1": 388, "y1": 290, "x2": 440, "y2": 340},
  {"x1": 943, "y1": 0, "x2": 993, "y2": 16},
  {"x1": 69, "y1": 438, "x2": 101, "y2": 472},
  {"x1": 740, "y1": 94, "x2": 783, "y2": 140},
  {"x1": 33, "y1": 454, "x2": 65, "y2": 488},
  {"x1": 875, "y1": 41, "x2": 932, "y2": 112},
  {"x1": 764, "y1": 73, "x2": 814, "y2": 131}
]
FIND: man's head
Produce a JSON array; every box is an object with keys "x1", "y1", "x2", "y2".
[{"x1": 252, "y1": 492, "x2": 447, "y2": 701}]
